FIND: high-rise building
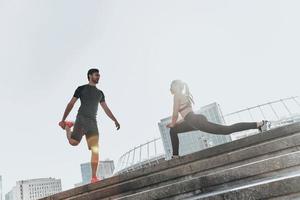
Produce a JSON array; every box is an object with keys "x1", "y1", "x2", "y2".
[
  {"x1": 76, "y1": 160, "x2": 115, "y2": 186},
  {"x1": 5, "y1": 178, "x2": 61, "y2": 200},
  {"x1": 158, "y1": 102, "x2": 231, "y2": 160},
  {"x1": 5, "y1": 187, "x2": 15, "y2": 200}
]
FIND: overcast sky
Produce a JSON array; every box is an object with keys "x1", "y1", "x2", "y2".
[{"x1": 1, "y1": 0, "x2": 300, "y2": 195}]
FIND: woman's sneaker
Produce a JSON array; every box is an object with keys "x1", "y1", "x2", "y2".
[{"x1": 258, "y1": 120, "x2": 271, "y2": 133}]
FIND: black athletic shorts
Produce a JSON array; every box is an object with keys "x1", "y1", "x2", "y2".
[{"x1": 71, "y1": 115, "x2": 99, "y2": 142}]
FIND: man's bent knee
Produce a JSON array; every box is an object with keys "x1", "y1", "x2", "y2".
[{"x1": 69, "y1": 139, "x2": 80, "y2": 146}]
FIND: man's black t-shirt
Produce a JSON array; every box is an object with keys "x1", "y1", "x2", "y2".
[{"x1": 73, "y1": 84, "x2": 105, "y2": 119}]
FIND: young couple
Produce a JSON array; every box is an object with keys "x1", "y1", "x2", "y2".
[{"x1": 58, "y1": 69, "x2": 269, "y2": 183}]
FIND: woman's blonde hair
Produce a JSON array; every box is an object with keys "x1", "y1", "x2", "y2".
[{"x1": 171, "y1": 80, "x2": 194, "y2": 105}]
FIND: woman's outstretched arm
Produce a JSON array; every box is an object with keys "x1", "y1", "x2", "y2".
[{"x1": 167, "y1": 95, "x2": 180, "y2": 128}]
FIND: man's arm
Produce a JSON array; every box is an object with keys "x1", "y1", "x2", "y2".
[
  {"x1": 59, "y1": 97, "x2": 78, "y2": 129},
  {"x1": 61, "y1": 97, "x2": 78, "y2": 121},
  {"x1": 100, "y1": 101, "x2": 120, "y2": 130},
  {"x1": 61, "y1": 86, "x2": 81, "y2": 121}
]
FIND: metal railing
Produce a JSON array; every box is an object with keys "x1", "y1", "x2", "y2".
[
  {"x1": 223, "y1": 96, "x2": 300, "y2": 139},
  {"x1": 114, "y1": 138, "x2": 165, "y2": 174},
  {"x1": 224, "y1": 96, "x2": 300, "y2": 119}
]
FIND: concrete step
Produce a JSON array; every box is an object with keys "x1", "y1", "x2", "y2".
[
  {"x1": 268, "y1": 192, "x2": 300, "y2": 200},
  {"x1": 114, "y1": 151, "x2": 300, "y2": 200},
  {"x1": 41, "y1": 122, "x2": 300, "y2": 200},
  {"x1": 105, "y1": 145, "x2": 300, "y2": 200},
  {"x1": 186, "y1": 168, "x2": 300, "y2": 200}
]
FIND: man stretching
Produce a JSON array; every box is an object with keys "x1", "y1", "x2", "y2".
[{"x1": 59, "y1": 68, "x2": 120, "y2": 183}]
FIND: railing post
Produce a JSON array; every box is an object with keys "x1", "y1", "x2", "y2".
[
  {"x1": 125, "y1": 150, "x2": 131, "y2": 169},
  {"x1": 258, "y1": 106, "x2": 266, "y2": 119},
  {"x1": 247, "y1": 108, "x2": 254, "y2": 121},
  {"x1": 269, "y1": 103, "x2": 280, "y2": 120},
  {"x1": 292, "y1": 97, "x2": 300, "y2": 108},
  {"x1": 280, "y1": 99, "x2": 292, "y2": 116},
  {"x1": 132, "y1": 148, "x2": 136, "y2": 165},
  {"x1": 154, "y1": 139, "x2": 157, "y2": 156},
  {"x1": 147, "y1": 141, "x2": 150, "y2": 160},
  {"x1": 139, "y1": 144, "x2": 142, "y2": 163}
]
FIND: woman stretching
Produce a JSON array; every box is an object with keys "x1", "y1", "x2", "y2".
[{"x1": 166, "y1": 80, "x2": 269, "y2": 158}]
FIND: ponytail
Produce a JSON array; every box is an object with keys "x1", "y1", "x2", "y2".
[{"x1": 183, "y1": 82, "x2": 194, "y2": 105}]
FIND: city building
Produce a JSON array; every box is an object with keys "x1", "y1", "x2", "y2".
[
  {"x1": 75, "y1": 160, "x2": 115, "y2": 186},
  {"x1": 5, "y1": 178, "x2": 61, "y2": 200},
  {"x1": 5, "y1": 187, "x2": 15, "y2": 200}
]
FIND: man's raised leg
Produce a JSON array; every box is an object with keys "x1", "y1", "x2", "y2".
[{"x1": 65, "y1": 126, "x2": 80, "y2": 146}]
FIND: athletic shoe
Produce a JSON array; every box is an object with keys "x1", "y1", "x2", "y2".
[
  {"x1": 64, "y1": 121, "x2": 74, "y2": 129},
  {"x1": 171, "y1": 155, "x2": 180, "y2": 159},
  {"x1": 91, "y1": 176, "x2": 100, "y2": 183},
  {"x1": 258, "y1": 120, "x2": 270, "y2": 133}
]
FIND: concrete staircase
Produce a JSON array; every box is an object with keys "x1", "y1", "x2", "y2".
[{"x1": 42, "y1": 122, "x2": 300, "y2": 200}]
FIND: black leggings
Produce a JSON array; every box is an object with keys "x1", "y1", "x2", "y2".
[{"x1": 169, "y1": 112, "x2": 257, "y2": 156}]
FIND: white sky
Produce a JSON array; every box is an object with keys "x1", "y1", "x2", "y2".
[{"x1": 1, "y1": 0, "x2": 300, "y2": 195}]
